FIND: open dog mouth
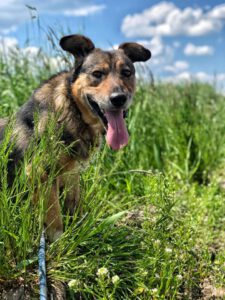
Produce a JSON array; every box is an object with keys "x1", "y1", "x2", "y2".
[
  {"x1": 87, "y1": 95, "x2": 108, "y2": 126},
  {"x1": 87, "y1": 95, "x2": 129, "y2": 151},
  {"x1": 87, "y1": 95, "x2": 128, "y2": 125}
]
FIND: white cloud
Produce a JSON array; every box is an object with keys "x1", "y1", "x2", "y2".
[
  {"x1": 164, "y1": 60, "x2": 189, "y2": 73},
  {"x1": 165, "y1": 71, "x2": 225, "y2": 93},
  {"x1": 63, "y1": 4, "x2": 106, "y2": 17},
  {"x1": 0, "y1": 36, "x2": 18, "y2": 52},
  {"x1": 217, "y1": 73, "x2": 225, "y2": 82},
  {"x1": 21, "y1": 46, "x2": 40, "y2": 57},
  {"x1": 0, "y1": 36, "x2": 66, "y2": 71},
  {"x1": 136, "y1": 36, "x2": 174, "y2": 68},
  {"x1": 171, "y1": 71, "x2": 191, "y2": 81},
  {"x1": 0, "y1": 1, "x2": 101, "y2": 33},
  {"x1": 25, "y1": 48, "x2": 66, "y2": 70},
  {"x1": 121, "y1": 2, "x2": 225, "y2": 38},
  {"x1": 0, "y1": 38, "x2": 41, "y2": 58},
  {"x1": 121, "y1": 2, "x2": 176, "y2": 37},
  {"x1": 1, "y1": 26, "x2": 17, "y2": 35},
  {"x1": 48, "y1": 56, "x2": 66, "y2": 70},
  {"x1": 139, "y1": 36, "x2": 163, "y2": 57},
  {"x1": 208, "y1": 4, "x2": 225, "y2": 19},
  {"x1": 184, "y1": 43, "x2": 214, "y2": 56},
  {"x1": 195, "y1": 72, "x2": 212, "y2": 82}
]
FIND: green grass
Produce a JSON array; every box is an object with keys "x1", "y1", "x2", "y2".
[{"x1": 0, "y1": 44, "x2": 225, "y2": 299}]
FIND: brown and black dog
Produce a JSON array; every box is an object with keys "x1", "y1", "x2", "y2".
[{"x1": 0, "y1": 34, "x2": 151, "y2": 241}]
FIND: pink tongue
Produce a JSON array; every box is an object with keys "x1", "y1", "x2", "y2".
[{"x1": 105, "y1": 110, "x2": 129, "y2": 151}]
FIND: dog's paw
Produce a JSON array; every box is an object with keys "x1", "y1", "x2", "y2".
[
  {"x1": 46, "y1": 229, "x2": 63, "y2": 243},
  {"x1": 51, "y1": 230, "x2": 63, "y2": 242}
]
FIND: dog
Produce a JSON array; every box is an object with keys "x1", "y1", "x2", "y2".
[{"x1": 0, "y1": 34, "x2": 151, "y2": 241}]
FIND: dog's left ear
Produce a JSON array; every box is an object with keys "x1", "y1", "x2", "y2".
[
  {"x1": 60, "y1": 34, "x2": 95, "y2": 59},
  {"x1": 119, "y1": 42, "x2": 151, "y2": 63}
]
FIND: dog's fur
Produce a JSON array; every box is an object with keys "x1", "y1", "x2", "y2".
[{"x1": 0, "y1": 35, "x2": 151, "y2": 241}]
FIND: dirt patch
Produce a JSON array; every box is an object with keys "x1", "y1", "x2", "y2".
[
  {"x1": 201, "y1": 278, "x2": 225, "y2": 299},
  {"x1": 0, "y1": 283, "x2": 36, "y2": 300},
  {"x1": 0, "y1": 280, "x2": 66, "y2": 300}
]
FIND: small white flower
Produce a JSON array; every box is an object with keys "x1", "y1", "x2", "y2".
[
  {"x1": 107, "y1": 245, "x2": 113, "y2": 252},
  {"x1": 68, "y1": 279, "x2": 79, "y2": 288},
  {"x1": 151, "y1": 217, "x2": 157, "y2": 223},
  {"x1": 154, "y1": 239, "x2": 161, "y2": 245},
  {"x1": 112, "y1": 275, "x2": 120, "y2": 284},
  {"x1": 139, "y1": 268, "x2": 148, "y2": 276},
  {"x1": 97, "y1": 267, "x2": 109, "y2": 277},
  {"x1": 165, "y1": 247, "x2": 172, "y2": 253},
  {"x1": 151, "y1": 288, "x2": 158, "y2": 294},
  {"x1": 177, "y1": 274, "x2": 183, "y2": 280}
]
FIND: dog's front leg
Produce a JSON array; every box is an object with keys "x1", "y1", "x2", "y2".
[
  {"x1": 28, "y1": 165, "x2": 63, "y2": 242},
  {"x1": 58, "y1": 159, "x2": 80, "y2": 215},
  {"x1": 45, "y1": 179, "x2": 63, "y2": 242},
  {"x1": 62, "y1": 170, "x2": 80, "y2": 215}
]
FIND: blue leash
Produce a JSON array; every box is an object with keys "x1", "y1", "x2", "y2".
[{"x1": 38, "y1": 230, "x2": 47, "y2": 299}]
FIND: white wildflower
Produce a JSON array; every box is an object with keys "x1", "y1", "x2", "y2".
[
  {"x1": 112, "y1": 275, "x2": 120, "y2": 284},
  {"x1": 139, "y1": 268, "x2": 148, "y2": 276},
  {"x1": 165, "y1": 247, "x2": 172, "y2": 253},
  {"x1": 154, "y1": 239, "x2": 161, "y2": 245},
  {"x1": 68, "y1": 279, "x2": 79, "y2": 288},
  {"x1": 97, "y1": 267, "x2": 108, "y2": 277}
]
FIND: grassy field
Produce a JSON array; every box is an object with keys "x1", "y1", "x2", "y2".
[{"x1": 0, "y1": 46, "x2": 225, "y2": 299}]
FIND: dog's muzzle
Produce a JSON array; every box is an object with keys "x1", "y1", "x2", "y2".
[{"x1": 110, "y1": 93, "x2": 127, "y2": 108}]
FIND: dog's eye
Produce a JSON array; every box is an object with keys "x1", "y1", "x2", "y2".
[
  {"x1": 92, "y1": 71, "x2": 104, "y2": 79},
  {"x1": 121, "y1": 69, "x2": 132, "y2": 77}
]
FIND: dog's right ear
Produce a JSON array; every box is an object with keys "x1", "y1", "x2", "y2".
[{"x1": 60, "y1": 34, "x2": 95, "y2": 60}]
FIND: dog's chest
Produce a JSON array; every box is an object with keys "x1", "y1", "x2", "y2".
[{"x1": 61, "y1": 119, "x2": 103, "y2": 161}]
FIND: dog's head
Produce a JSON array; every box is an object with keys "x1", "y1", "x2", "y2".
[{"x1": 60, "y1": 34, "x2": 151, "y2": 150}]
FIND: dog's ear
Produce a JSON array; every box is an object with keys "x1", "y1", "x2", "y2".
[
  {"x1": 60, "y1": 34, "x2": 95, "y2": 59},
  {"x1": 119, "y1": 42, "x2": 151, "y2": 63}
]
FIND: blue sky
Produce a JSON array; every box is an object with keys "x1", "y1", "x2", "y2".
[{"x1": 0, "y1": 0, "x2": 225, "y2": 90}]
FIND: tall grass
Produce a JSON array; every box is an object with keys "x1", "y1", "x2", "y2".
[
  {"x1": 0, "y1": 41, "x2": 225, "y2": 299},
  {"x1": 128, "y1": 82, "x2": 225, "y2": 182}
]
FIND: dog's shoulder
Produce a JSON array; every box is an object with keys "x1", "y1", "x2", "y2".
[
  {"x1": 16, "y1": 70, "x2": 72, "y2": 130},
  {"x1": 33, "y1": 71, "x2": 72, "y2": 104}
]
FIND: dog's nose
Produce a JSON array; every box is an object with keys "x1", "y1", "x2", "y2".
[{"x1": 110, "y1": 93, "x2": 127, "y2": 108}]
